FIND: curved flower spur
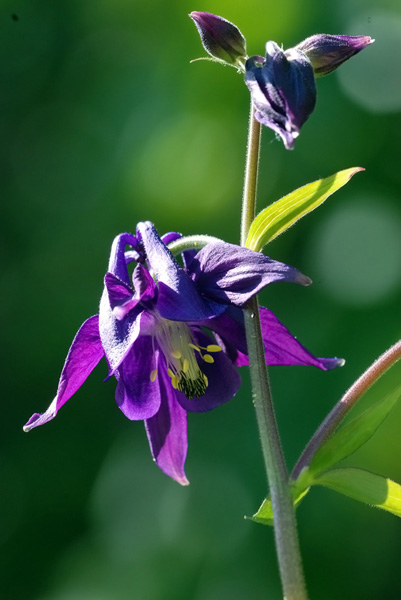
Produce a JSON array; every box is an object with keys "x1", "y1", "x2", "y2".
[{"x1": 24, "y1": 222, "x2": 343, "y2": 484}]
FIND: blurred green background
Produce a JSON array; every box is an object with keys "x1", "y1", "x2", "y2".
[{"x1": 2, "y1": 0, "x2": 401, "y2": 598}]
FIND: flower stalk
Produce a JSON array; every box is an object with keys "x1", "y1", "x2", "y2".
[
  {"x1": 241, "y1": 103, "x2": 262, "y2": 246},
  {"x1": 241, "y1": 103, "x2": 308, "y2": 599}
]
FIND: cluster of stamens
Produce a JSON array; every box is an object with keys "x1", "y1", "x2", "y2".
[{"x1": 150, "y1": 318, "x2": 222, "y2": 399}]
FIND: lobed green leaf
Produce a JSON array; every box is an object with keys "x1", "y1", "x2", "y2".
[
  {"x1": 245, "y1": 167, "x2": 363, "y2": 252},
  {"x1": 316, "y1": 468, "x2": 401, "y2": 518}
]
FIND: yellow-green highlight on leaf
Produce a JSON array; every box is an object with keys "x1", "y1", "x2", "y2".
[
  {"x1": 245, "y1": 167, "x2": 364, "y2": 252},
  {"x1": 249, "y1": 485, "x2": 310, "y2": 526},
  {"x1": 308, "y1": 387, "x2": 401, "y2": 479},
  {"x1": 316, "y1": 468, "x2": 401, "y2": 518}
]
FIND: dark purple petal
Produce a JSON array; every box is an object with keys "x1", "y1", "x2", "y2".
[
  {"x1": 200, "y1": 308, "x2": 248, "y2": 363},
  {"x1": 115, "y1": 335, "x2": 161, "y2": 420},
  {"x1": 259, "y1": 307, "x2": 344, "y2": 369},
  {"x1": 161, "y1": 231, "x2": 182, "y2": 245},
  {"x1": 137, "y1": 221, "x2": 226, "y2": 321},
  {"x1": 99, "y1": 289, "x2": 144, "y2": 375},
  {"x1": 189, "y1": 241, "x2": 310, "y2": 306},
  {"x1": 295, "y1": 34, "x2": 373, "y2": 77},
  {"x1": 245, "y1": 41, "x2": 316, "y2": 150},
  {"x1": 181, "y1": 249, "x2": 197, "y2": 270},
  {"x1": 100, "y1": 264, "x2": 158, "y2": 368},
  {"x1": 160, "y1": 231, "x2": 197, "y2": 270},
  {"x1": 104, "y1": 265, "x2": 156, "y2": 317},
  {"x1": 173, "y1": 328, "x2": 241, "y2": 413},
  {"x1": 203, "y1": 306, "x2": 344, "y2": 370},
  {"x1": 190, "y1": 11, "x2": 246, "y2": 66},
  {"x1": 107, "y1": 233, "x2": 140, "y2": 285},
  {"x1": 132, "y1": 263, "x2": 157, "y2": 303},
  {"x1": 104, "y1": 272, "x2": 135, "y2": 310},
  {"x1": 23, "y1": 316, "x2": 104, "y2": 432},
  {"x1": 273, "y1": 44, "x2": 316, "y2": 128},
  {"x1": 145, "y1": 365, "x2": 189, "y2": 485}
]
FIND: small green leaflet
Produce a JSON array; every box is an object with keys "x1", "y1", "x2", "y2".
[
  {"x1": 245, "y1": 167, "x2": 364, "y2": 252},
  {"x1": 250, "y1": 486, "x2": 310, "y2": 526},
  {"x1": 315, "y1": 468, "x2": 401, "y2": 518}
]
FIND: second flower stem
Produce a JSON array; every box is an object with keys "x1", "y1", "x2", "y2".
[
  {"x1": 292, "y1": 339, "x2": 401, "y2": 480},
  {"x1": 241, "y1": 104, "x2": 262, "y2": 246},
  {"x1": 241, "y1": 104, "x2": 308, "y2": 600}
]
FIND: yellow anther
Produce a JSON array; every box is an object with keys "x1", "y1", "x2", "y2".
[
  {"x1": 153, "y1": 317, "x2": 212, "y2": 399},
  {"x1": 203, "y1": 374, "x2": 208, "y2": 386},
  {"x1": 150, "y1": 369, "x2": 158, "y2": 382},
  {"x1": 206, "y1": 344, "x2": 222, "y2": 353}
]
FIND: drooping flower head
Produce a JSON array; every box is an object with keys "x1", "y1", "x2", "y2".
[
  {"x1": 244, "y1": 34, "x2": 373, "y2": 149},
  {"x1": 24, "y1": 222, "x2": 343, "y2": 484},
  {"x1": 245, "y1": 42, "x2": 316, "y2": 150},
  {"x1": 189, "y1": 12, "x2": 373, "y2": 149}
]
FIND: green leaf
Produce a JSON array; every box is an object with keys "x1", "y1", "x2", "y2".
[
  {"x1": 250, "y1": 496, "x2": 274, "y2": 526},
  {"x1": 245, "y1": 167, "x2": 363, "y2": 252},
  {"x1": 250, "y1": 486, "x2": 310, "y2": 526},
  {"x1": 308, "y1": 387, "x2": 401, "y2": 478},
  {"x1": 316, "y1": 468, "x2": 401, "y2": 518}
]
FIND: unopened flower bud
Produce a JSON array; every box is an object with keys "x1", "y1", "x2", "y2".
[
  {"x1": 189, "y1": 11, "x2": 247, "y2": 68},
  {"x1": 295, "y1": 34, "x2": 374, "y2": 77}
]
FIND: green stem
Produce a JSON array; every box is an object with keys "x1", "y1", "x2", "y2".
[
  {"x1": 168, "y1": 234, "x2": 223, "y2": 256},
  {"x1": 242, "y1": 104, "x2": 308, "y2": 600},
  {"x1": 241, "y1": 104, "x2": 262, "y2": 247},
  {"x1": 292, "y1": 339, "x2": 401, "y2": 481}
]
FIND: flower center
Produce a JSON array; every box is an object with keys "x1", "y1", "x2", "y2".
[{"x1": 151, "y1": 318, "x2": 221, "y2": 399}]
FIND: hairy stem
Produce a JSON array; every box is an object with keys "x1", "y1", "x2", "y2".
[
  {"x1": 241, "y1": 104, "x2": 262, "y2": 246},
  {"x1": 292, "y1": 339, "x2": 401, "y2": 480},
  {"x1": 242, "y1": 103, "x2": 308, "y2": 600},
  {"x1": 168, "y1": 234, "x2": 223, "y2": 255}
]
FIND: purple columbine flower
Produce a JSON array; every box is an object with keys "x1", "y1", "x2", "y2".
[
  {"x1": 245, "y1": 41, "x2": 316, "y2": 150},
  {"x1": 24, "y1": 222, "x2": 343, "y2": 484}
]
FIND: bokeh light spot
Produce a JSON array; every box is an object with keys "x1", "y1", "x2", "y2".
[
  {"x1": 306, "y1": 195, "x2": 401, "y2": 306},
  {"x1": 337, "y1": 10, "x2": 401, "y2": 113},
  {"x1": 124, "y1": 112, "x2": 242, "y2": 224}
]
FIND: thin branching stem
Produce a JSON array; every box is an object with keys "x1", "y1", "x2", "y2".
[{"x1": 292, "y1": 339, "x2": 401, "y2": 480}]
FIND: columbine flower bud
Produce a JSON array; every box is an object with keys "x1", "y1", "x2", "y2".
[
  {"x1": 245, "y1": 42, "x2": 316, "y2": 150},
  {"x1": 189, "y1": 11, "x2": 247, "y2": 68},
  {"x1": 295, "y1": 34, "x2": 374, "y2": 77}
]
